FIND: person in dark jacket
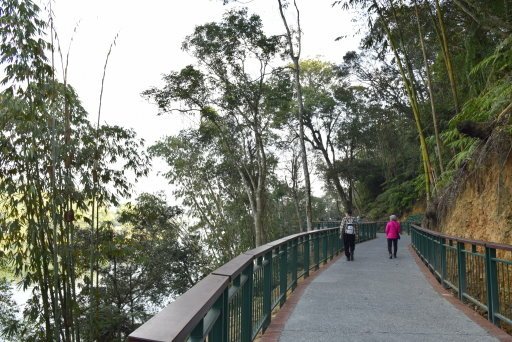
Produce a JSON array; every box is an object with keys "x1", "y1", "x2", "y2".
[
  {"x1": 340, "y1": 210, "x2": 357, "y2": 261},
  {"x1": 385, "y1": 214, "x2": 401, "y2": 259}
]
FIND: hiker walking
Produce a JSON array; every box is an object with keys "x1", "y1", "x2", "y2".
[
  {"x1": 386, "y1": 214, "x2": 401, "y2": 259},
  {"x1": 340, "y1": 210, "x2": 357, "y2": 261}
]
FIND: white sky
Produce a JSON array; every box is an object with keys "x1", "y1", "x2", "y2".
[{"x1": 48, "y1": 0, "x2": 361, "y2": 200}]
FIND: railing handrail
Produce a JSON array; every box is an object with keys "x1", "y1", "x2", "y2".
[
  {"x1": 412, "y1": 224, "x2": 512, "y2": 251},
  {"x1": 129, "y1": 273, "x2": 229, "y2": 342},
  {"x1": 128, "y1": 227, "x2": 335, "y2": 341},
  {"x1": 128, "y1": 223, "x2": 379, "y2": 341}
]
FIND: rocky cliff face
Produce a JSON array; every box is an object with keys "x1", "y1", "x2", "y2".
[{"x1": 424, "y1": 120, "x2": 512, "y2": 245}]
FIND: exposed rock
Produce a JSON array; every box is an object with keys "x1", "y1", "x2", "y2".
[{"x1": 456, "y1": 120, "x2": 493, "y2": 140}]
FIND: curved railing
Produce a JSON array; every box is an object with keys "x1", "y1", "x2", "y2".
[
  {"x1": 411, "y1": 224, "x2": 512, "y2": 330},
  {"x1": 128, "y1": 223, "x2": 378, "y2": 341}
]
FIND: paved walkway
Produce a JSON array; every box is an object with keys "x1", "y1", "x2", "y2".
[{"x1": 275, "y1": 234, "x2": 505, "y2": 342}]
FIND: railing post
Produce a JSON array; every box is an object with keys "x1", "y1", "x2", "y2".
[
  {"x1": 262, "y1": 252, "x2": 272, "y2": 331},
  {"x1": 314, "y1": 232, "x2": 320, "y2": 270},
  {"x1": 456, "y1": 242, "x2": 466, "y2": 301},
  {"x1": 209, "y1": 288, "x2": 228, "y2": 342},
  {"x1": 241, "y1": 263, "x2": 253, "y2": 342},
  {"x1": 334, "y1": 229, "x2": 338, "y2": 254},
  {"x1": 422, "y1": 232, "x2": 426, "y2": 259},
  {"x1": 204, "y1": 288, "x2": 229, "y2": 342},
  {"x1": 415, "y1": 230, "x2": 420, "y2": 256},
  {"x1": 435, "y1": 235, "x2": 441, "y2": 273},
  {"x1": 338, "y1": 225, "x2": 342, "y2": 253},
  {"x1": 279, "y1": 243, "x2": 288, "y2": 307},
  {"x1": 485, "y1": 246, "x2": 499, "y2": 324},
  {"x1": 190, "y1": 319, "x2": 204, "y2": 342},
  {"x1": 326, "y1": 231, "x2": 330, "y2": 260},
  {"x1": 304, "y1": 234, "x2": 310, "y2": 277},
  {"x1": 440, "y1": 236, "x2": 447, "y2": 288},
  {"x1": 291, "y1": 237, "x2": 298, "y2": 290},
  {"x1": 429, "y1": 235, "x2": 434, "y2": 268},
  {"x1": 322, "y1": 231, "x2": 328, "y2": 264},
  {"x1": 329, "y1": 230, "x2": 334, "y2": 260}
]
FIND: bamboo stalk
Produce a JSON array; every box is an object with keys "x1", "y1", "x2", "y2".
[
  {"x1": 376, "y1": 0, "x2": 433, "y2": 199},
  {"x1": 434, "y1": 0, "x2": 460, "y2": 113},
  {"x1": 415, "y1": 0, "x2": 444, "y2": 174},
  {"x1": 89, "y1": 33, "x2": 117, "y2": 339},
  {"x1": 49, "y1": 7, "x2": 62, "y2": 340}
]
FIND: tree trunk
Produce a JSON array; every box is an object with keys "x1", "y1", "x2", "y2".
[
  {"x1": 254, "y1": 204, "x2": 264, "y2": 247},
  {"x1": 239, "y1": 168, "x2": 264, "y2": 246},
  {"x1": 303, "y1": 121, "x2": 350, "y2": 211},
  {"x1": 290, "y1": 153, "x2": 303, "y2": 232},
  {"x1": 278, "y1": 0, "x2": 313, "y2": 231}
]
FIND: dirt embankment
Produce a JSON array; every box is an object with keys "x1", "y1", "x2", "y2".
[
  {"x1": 443, "y1": 153, "x2": 512, "y2": 244},
  {"x1": 425, "y1": 128, "x2": 512, "y2": 245}
]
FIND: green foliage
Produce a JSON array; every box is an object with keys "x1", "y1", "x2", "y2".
[
  {"x1": 298, "y1": 58, "x2": 368, "y2": 212},
  {"x1": 80, "y1": 193, "x2": 209, "y2": 341},
  {"x1": 149, "y1": 130, "x2": 255, "y2": 261},
  {"x1": 335, "y1": 0, "x2": 512, "y2": 217},
  {"x1": 0, "y1": 278, "x2": 21, "y2": 341},
  {"x1": 368, "y1": 178, "x2": 421, "y2": 219},
  {"x1": 0, "y1": 0, "x2": 50, "y2": 86},
  {"x1": 442, "y1": 35, "x2": 512, "y2": 178},
  {"x1": 0, "y1": 0, "x2": 151, "y2": 340}
]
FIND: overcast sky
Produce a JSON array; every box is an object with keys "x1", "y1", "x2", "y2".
[{"x1": 48, "y1": 0, "x2": 361, "y2": 200}]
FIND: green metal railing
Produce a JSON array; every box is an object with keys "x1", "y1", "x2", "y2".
[
  {"x1": 128, "y1": 223, "x2": 378, "y2": 342},
  {"x1": 411, "y1": 224, "x2": 512, "y2": 330},
  {"x1": 403, "y1": 214, "x2": 423, "y2": 235}
]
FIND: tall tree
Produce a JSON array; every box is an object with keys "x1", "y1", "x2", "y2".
[
  {"x1": 298, "y1": 59, "x2": 353, "y2": 211},
  {"x1": 277, "y1": 0, "x2": 314, "y2": 231},
  {"x1": 143, "y1": 9, "x2": 289, "y2": 246},
  {"x1": 298, "y1": 58, "x2": 383, "y2": 214},
  {"x1": 149, "y1": 131, "x2": 255, "y2": 261}
]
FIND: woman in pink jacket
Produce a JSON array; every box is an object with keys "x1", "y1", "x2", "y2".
[{"x1": 385, "y1": 215, "x2": 401, "y2": 259}]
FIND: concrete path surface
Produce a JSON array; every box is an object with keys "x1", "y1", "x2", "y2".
[{"x1": 277, "y1": 234, "x2": 504, "y2": 342}]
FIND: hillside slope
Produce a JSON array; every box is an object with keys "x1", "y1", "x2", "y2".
[{"x1": 425, "y1": 114, "x2": 512, "y2": 245}]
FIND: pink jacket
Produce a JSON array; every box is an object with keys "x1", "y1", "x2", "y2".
[{"x1": 385, "y1": 221, "x2": 401, "y2": 239}]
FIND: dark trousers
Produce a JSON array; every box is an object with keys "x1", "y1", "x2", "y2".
[
  {"x1": 343, "y1": 234, "x2": 356, "y2": 258},
  {"x1": 387, "y1": 238, "x2": 398, "y2": 255}
]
